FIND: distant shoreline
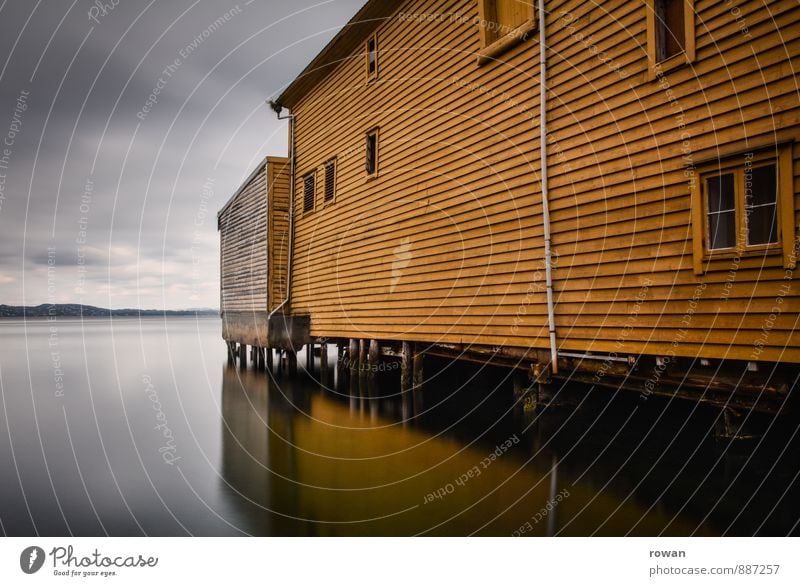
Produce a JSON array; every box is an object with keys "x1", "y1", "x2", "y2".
[{"x1": 0, "y1": 304, "x2": 219, "y2": 318}]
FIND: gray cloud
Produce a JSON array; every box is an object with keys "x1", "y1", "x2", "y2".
[{"x1": 0, "y1": 0, "x2": 364, "y2": 309}]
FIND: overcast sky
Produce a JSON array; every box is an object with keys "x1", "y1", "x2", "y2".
[{"x1": 0, "y1": 0, "x2": 363, "y2": 310}]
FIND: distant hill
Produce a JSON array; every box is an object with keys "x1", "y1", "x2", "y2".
[{"x1": 0, "y1": 304, "x2": 219, "y2": 318}]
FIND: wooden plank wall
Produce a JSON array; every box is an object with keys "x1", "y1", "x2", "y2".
[
  {"x1": 268, "y1": 157, "x2": 291, "y2": 311},
  {"x1": 219, "y1": 162, "x2": 268, "y2": 313},
  {"x1": 289, "y1": 0, "x2": 800, "y2": 363}
]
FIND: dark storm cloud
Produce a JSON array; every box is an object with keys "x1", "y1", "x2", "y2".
[{"x1": 0, "y1": 0, "x2": 365, "y2": 309}]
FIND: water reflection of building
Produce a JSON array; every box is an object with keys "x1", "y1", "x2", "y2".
[{"x1": 220, "y1": 365, "x2": 705, "y2": 536}]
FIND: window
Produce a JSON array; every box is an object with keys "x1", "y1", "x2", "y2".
[
  {"x1": 646, "y1": 0, "x2": 695, "y2": 75},
  {"x1": 366, "y1": 34, "x2": 378, "y2": 82},
  {"x1": 365, "y1": 129, "x2": 378, "y2": 177},
  {"x1": 303, "y1": 172, "x2": 315, "y2": 213},
  {"x1": 691, "y1": 144, "x2": 796, "y2": 274},
  {"x1": 477, "y1": 0, "x2": 535, "y2": 64},
  {"x1": 324, "y1": 159, "x2": 336, "y2": 202}
]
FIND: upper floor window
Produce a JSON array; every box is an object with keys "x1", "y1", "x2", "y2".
[
  {"x1": 691, "y1": 144, "x2": 796, "y2": 274},
  {"x1": 324, "y1": 158, "x2": 336, "y2": 202},
  {"x1": 303, "y1": 171, "x2": 315, "y2": 213},
  {"x1": 647, "y1": 0, "x2": 695, "y2": 75},
  {"x1": 477, "y1": 0, "x2": 535, "y2": 64},
  {"x1": 366, "y1": 34, "x2": 378, "y2": 82},
  {"x1": 365, "y1": 129, "x2": 379, "y2": 177}
]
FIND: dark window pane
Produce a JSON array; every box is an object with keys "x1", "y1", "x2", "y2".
[
  {"x1": 655, "y1": 0, "x2": 685, "y2": 61},
  {"x1": 366, "y1": 133, "x2": 377, "y2": 175},
  {"x1": 709, "y1": 210, "x2": 736, "y2": 250},
  {"x1": 706, "y1": 173, "x2": 735, "y2": 212},
  {"x1": 367, "y1": 38, "x2": 376, "y2": 74},
  {"x1": 747, "y1": 204, "x2": 778, "y2": 245},
  {"x1": 747, "y1": 163, "x2": 777, "y2": 207}
]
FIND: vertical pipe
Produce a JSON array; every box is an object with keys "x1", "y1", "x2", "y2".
[
  {"x1": 268, "y1": 106, "x2": 296, "y2": 320},
  {"x1": 539, "y1": 0, "x2": 558, "y2": 375}
]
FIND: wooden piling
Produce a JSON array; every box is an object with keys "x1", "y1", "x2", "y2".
[
  {"x1": 368, "y1": 339, "x2": 380, "y2": 378},
  {"x1": 239, "y1": 343, "x2": 247, "y2": 370},
  {"x1": 306, "y1": 343, "x2": 314, "y2": 376},
  {"x1": 413, "y1": 344, "x2": 424, "y2": 414},
  {"x1": 358, "y1": 339, "x2": 367, "y2": 376},
  {"x1": 266, "y1": 347, "x2": 273, "y2": 372},
  {"x1": 401, "y1": 341, "x2": 413, "y2": 392},
  {"x1": 227, "y1": 342, "x2": 236, "y2": 366},
  {"x1": 348, "y1": 339, "x2": 359, "y2": 375},
  {"x1": 287, "y1": 350, "x2": 297, "y2": 377},
  {"x1": 320, "y1": 342, "x2": 329, "y2": 385}
]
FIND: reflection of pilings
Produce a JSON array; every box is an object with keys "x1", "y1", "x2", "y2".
[
  {"x1": 239, "y1": 343, "x2": 247, "y2": 370},
  {"x1": 546, "y1": 456, "x2": 559, "y2": 537}
]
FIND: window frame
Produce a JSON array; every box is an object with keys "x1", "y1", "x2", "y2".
[
  {"x1": 691, "y1": 143, "x2": 795, "y2": 274},
  {"x1": 365, "y1": 127, "x2": 379, "y2": 179},
  {"x1": 646, "y1": 0, "x2": 695, "y2": 78},
  {"x1": 302, "y1": 170, "x2": 316, "y2": 214},
  {"x1": 477, "y1": 0, "x2": 536, "y2": 65},
  {"x1": 365, "y1": 34, "x2": 378, "y2": 83},
  {"x1": 323, "y1": 157, "x2": 337, "y2": 204}
]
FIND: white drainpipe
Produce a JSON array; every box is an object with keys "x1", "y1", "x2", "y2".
[
  {"x1": 539, "y1": 0, "x2": 558, "y2": 374},
  {"x1": 268, "y1": 102, "x2": 295, "y2": 320}
]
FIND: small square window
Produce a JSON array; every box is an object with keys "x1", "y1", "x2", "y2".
[
  {"x1": 365, "y1": 129, "x2": 378, "y2": 177},
  {"x1": 690, "y1": 144, "x2": 796, "y2": 274},
  {"x1": 303, "y1": 172, "x2": 315, "y2": 213},
  {"x1": 324, "y1": 159, "x2": 336, "y2": 202}
]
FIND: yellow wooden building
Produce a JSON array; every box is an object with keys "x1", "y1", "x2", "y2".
[{"x1": 223, "y1": 0, "x2": 800, "y2": 414}]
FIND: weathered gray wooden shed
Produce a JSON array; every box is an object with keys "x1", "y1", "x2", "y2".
[{"x1": 218, "y1": 156, "x2": 292, "y2": 349}]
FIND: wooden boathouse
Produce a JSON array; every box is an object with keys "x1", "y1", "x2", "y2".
[{"x1": 220, "y1": 0, "x2": 800, "y2": 427}]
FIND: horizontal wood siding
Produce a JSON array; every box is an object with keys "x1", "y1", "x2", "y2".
[
  {"x1": 546, "y1": 0, "x2": 800, "y2": 362},
  {"x1": 291, "y1": 0, "x2": 548, "y2": 347},
  {"x1": 219, "y1": 162, "x2": 268, "y2": 313},
  {"x1": 289, "y1": 0, "x2": 800, "y2": 363}
]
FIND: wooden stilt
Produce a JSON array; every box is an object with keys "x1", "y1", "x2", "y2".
[
  {"x1": 227, "y1": 342, "x2": 235, "y2": 366},
  {"x1": 306, "y1": 343, "x2": 314, "y2": 376},
  {"x1": 239, "y1": 343, "x2": 247, "y2": 370},
  {"x1": 401, "y1": 341, "x2": 413, "y2": 392},
  {"x1": 368, "y1": 339, "x2": 380, "y2": 378},
  {"x1": 320, "y1": 342, "x2": 329, "y2": 385},
  {"x1": 266, "y1": 347, "x2": 273, "y2": 372},
  {"x1": 358, "y1": 339, "x2": 367, "y2": 376},
  {"x1": 287, "y1": 350, "x2": 297, "y2": 377},
  {"x1": 413, "y1": 344, "x2": 424, "y2": 414},
  {"x1": 348, "y1": 339, "x2": 359, "y2": 376}
]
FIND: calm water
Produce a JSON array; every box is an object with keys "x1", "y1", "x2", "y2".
[{"x1": 0, "y1": 317, "x2": 797, "y2": 536}]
